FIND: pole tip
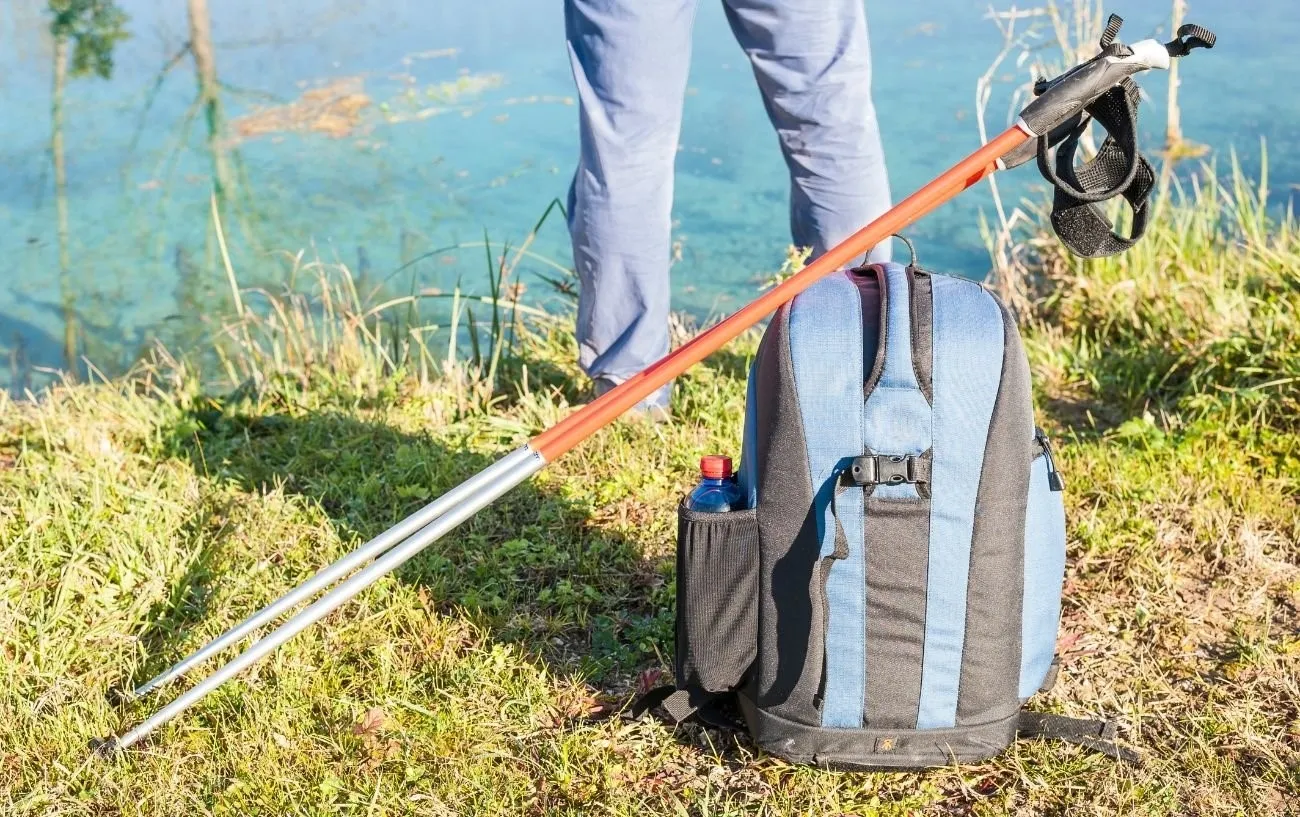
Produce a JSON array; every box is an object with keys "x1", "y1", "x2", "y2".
[{"x1": 88, "y1": 736, "x2": 121, "y2": 757}]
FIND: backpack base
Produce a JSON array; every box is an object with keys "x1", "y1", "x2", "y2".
[{"x1": 736, "y1": 691, "x2": 1018, "y2": 770}]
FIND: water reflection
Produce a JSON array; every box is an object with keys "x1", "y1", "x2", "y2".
[{"x1": 1, "y1": 0, "x2": 1295, "y2": 393}]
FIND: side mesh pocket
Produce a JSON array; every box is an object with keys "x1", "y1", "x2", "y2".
[{"x1": 675, "y1": 502, "x2": 760, "y2": 694}]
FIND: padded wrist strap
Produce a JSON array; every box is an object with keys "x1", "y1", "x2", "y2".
[{"x1": 1041, "y1": 79, "x2": 1155, "y2": 258}]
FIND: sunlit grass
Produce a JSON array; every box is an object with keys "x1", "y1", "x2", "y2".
[{"x1": 1, "y1": 163, "x2": 1298, "y2": 815}]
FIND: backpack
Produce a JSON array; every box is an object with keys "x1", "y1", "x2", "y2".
[{"x1": 633, "y1": 257, "x2": 1136, "y2": 769}]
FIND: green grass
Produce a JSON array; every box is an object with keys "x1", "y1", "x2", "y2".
[{"x1": 2, "y1": 162, "x2": 1298, "y2": 815}]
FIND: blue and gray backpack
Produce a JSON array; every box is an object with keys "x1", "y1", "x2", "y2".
[{"x1": 634, "y1": 254, "x2": 1136, "y2": 768}]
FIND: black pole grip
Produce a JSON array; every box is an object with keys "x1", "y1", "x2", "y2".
[
  {"x1": 1015, "y1": 17, "x2": 1215, "y2": 141},
  {"x1": 1018, "y1": 56, "x2": 1141, "y2": 138}
]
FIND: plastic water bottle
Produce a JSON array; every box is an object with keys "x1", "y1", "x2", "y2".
[{"x1": 686, "y1": 455, "x2": 744, "y2": 512}]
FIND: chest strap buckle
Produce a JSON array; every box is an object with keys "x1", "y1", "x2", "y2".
[{"x1": 846, "y1": 454, "x2": 929, "y2": 486}]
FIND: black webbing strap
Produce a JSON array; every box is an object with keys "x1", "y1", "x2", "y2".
[
  {"x1": 629, "y1": 686, "x2": 697, "y2": 724},
  {"x1": 829, "y1": 452, "x2": 930, "y2": 559},
  {"x1": 629, "y1": 686, "x2": 745, "y2": 731},
  {"x1": 1037, "y1": 78, "x2": 1155, "y2": 258},
  {"x1": 828, "y1": 479, "x2": 852, "y2": 560},
  {"x1": 1017, "y1": 711, "x2": 1141, "y2": 765}
]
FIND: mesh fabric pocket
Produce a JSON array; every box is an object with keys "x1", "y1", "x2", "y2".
[{"x1": 675, "y1": 502, "x2": 760, "y2": 694}]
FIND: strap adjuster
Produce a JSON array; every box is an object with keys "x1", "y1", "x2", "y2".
[{"x1": 847, "y1": 454, "x2": 919, "y2": 486}]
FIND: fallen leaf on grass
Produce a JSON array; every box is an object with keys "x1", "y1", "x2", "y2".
[
  {"x1": 636, "y1": 668, "x2": 664, "y2": 696},
  {"x1": 353, "y1": 707, "x2": 390, "y2": 736}
]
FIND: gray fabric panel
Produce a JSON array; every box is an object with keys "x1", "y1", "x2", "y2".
[
  {"x1": 753, "y1": 304, "x2": 824, "y2": 725},
  {"x1": 955, "y1": 296, "x2": 1033, "y2": 725},
  {"x1": 863, "y1": 491, "x2": 929, "y2": 729},
  {"x1": 829, "y1": 483, "x2": 851, "y2": 560},
  {"x1": 858, "y1": 265, "x2": 890, "y2": 397},
  {"x1": 909, "y1": 268, "x2": 934, "y2": 403},
  {"x1": 851, "y1": 270, "x2": 882, "y2": 385},
  {"x1": 738, "y1": 691, "x2": 1017, "y2": 769}
]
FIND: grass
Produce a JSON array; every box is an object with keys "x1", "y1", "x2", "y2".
[{"x1": 1, "y1": 159, "x2": 1298, "y2": 815}]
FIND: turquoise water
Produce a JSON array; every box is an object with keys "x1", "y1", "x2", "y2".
[{"x1": 2, "y1": 1, "x2": 1295, "y2": 389}]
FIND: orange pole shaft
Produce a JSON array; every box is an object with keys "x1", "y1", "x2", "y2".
[{"x1": 532, "y1": 124, "x2": 1030, "y2": 461}]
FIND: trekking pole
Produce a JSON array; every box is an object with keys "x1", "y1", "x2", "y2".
[
  {"x1": 95, "y1": 18, "x2": 1213, "y2": 755},
  {"x1": 126, "y1": 456, "x2": 526, "y2": 700},
  {"x1": 93, "y1": 126, "x2": 1020, "y2": 755}
]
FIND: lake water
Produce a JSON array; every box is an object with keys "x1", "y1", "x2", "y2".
[{"x1": 2, "y1": 0, "x2": 1295, "y2": 390}]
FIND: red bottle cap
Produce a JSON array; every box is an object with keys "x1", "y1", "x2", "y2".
[{"x1": 700, "y1": 455, "x2": 733, "y2": 479}]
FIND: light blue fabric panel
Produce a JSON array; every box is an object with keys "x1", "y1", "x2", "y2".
[
  {"x1": 788, "y1": 270, "x2": 867, "y2": 729},
  {"x1": 1020, "y1": 454, "x2": 1067, "y2": 699},
  {"x1": 862, "y1": 263, "x2": 932, "y2": 501},
  {"x1": 739, "y1": 361, "x2": 760, "y2": 510},
  {"x1": 874, "y1": 263, "x2": 918, "y2": 390},
  {"x1": 916, "y1": 276, "x2": 1005, "y2": 729}
]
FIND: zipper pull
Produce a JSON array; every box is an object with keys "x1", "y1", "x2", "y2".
[{"x1": 1035, "y1": 427, "x2": 1065, "y2": 492}]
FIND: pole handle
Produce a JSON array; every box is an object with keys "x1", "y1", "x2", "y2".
[{"x1": 1016, "y1": 15, "x2": 1215, "y2": 139}]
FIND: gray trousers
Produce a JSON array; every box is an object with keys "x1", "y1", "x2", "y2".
[{"x1": 565, "y1": 0, "x2": 892, "y2": 408}]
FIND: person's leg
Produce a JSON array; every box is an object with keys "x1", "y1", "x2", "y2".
[
  {"x1": 564, "y1": 0, "x2": 698, "y2": 414},
  {"x1": 722, "y1": 0, "x2": 892, "y2": 266}
]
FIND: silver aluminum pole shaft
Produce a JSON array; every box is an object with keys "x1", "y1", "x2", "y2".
[
  {"x1": 100, "y1": 446, "x2": 544, "y2": 753},
  {"x1": 129, "y1": 446, "x2": 540, "y2": 699}
]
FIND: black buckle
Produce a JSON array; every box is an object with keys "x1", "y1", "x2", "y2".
[{"x1": 847, "y1": 454, "x2": 916, "y2": 486}]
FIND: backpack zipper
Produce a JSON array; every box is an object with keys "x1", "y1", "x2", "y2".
[{"x1": 1034, "y1": 427, "x2": 1065, "y2": 492}]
